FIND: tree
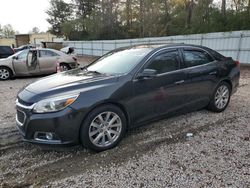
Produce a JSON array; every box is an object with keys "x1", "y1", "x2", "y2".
[
  {"x1": 31, "y1": 27, "x2": 40, "y2": 33},
  {"x1": 0, "y1": 24, "x2": 3, "y2": 37},
  {"x1": 46, "y1": 0, "x2": 250, "y2": 40},
  {"x1": 72, "y1": 0, "x2": 99, "y2": 34},
  {"x1": 221, "y1": 0, "x2": 226, "y2": 15},
  {"x1": 2, "y1": 24, "x2": 15, "y2": 38},
  {"x1": 46, "y1": 0, "x2": 73, "y2": 36}
]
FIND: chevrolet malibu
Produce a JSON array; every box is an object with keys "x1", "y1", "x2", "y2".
[{"x1": 16, "y1": 44, "x2": 240, "y2": 151}]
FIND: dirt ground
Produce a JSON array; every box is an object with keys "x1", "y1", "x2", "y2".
[{"x1": 0, "y1": 60, "x2": 249, "y2": 187}]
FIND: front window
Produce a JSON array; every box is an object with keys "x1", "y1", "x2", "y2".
[
  {"x1": 145, "y1": 50, "x2": 180, "y2": 74},
  {"x1": 17, "y1": 50, "x2": 29, "y2": 59},
  {"x1": 87, "y1": 48, "x2": 151, "y2": 74}
]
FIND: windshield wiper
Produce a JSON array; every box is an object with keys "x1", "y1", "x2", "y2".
[
  {"x1": 87, "y1": 70, "x2": 102, "y2": 75},
  {"x1": 81, "y1": 66, "x2": 102, "y2": 75}
]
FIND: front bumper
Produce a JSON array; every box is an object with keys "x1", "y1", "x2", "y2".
[{"x1": 16, "y1": 100, "x2": 84, "y2": 145}]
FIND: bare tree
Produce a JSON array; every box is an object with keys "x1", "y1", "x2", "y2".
[
  {"x1": 185, "y1": 0, "x2": 194, "y2": 29},
  {"x1": 221, "y1": 0, "x2": 226, "y2": 16}
]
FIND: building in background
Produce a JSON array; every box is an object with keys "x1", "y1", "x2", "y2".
[{"x1": 0, "y1": 33, "x2": 64, "y2": 48}]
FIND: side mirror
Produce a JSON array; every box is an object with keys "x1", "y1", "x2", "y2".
[
  {"x1": 12, "y1": 56, "x2": 18, "y2": 60},
  {"x1": 137, "y1": 69, "x2": 157, "y2": 79}
]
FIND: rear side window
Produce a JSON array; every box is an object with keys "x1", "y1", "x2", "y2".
[
  {"x1": 183, "y1": 50, "x2": 214, "y2": 67},
  {"x1": 146, "y1": 50, "x2": 179, "y2": 74},
  {"x1": 40, "y1": 50, "x2": 58, "y2": 57},
  {"x1": 208, "y1": 49, "x2": 225, "y2": 60}
]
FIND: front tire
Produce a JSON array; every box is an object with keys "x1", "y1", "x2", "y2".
[
  {"x1": 207, "y1": 82, "x2": 231, "y2": 112},
  {"x1": 80, "y1": 105, "x2": 127, "y2": 152},
  {"x1": 0, "y1": 67, "x2": 12, "y2": 80}
]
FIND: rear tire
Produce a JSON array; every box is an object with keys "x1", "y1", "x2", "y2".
[
  {"x1": 80, "y1": 104, "x2": 127, "y2": 152},
  {"x1": 60, "y1": 63, "x2": 70, "y2": 72},
  {"x1": 0, "y1": 67, "x2": 12, "y2": 80},
  {"x1": 207, "y1": 82, "x2": 231, "y2": 112}
]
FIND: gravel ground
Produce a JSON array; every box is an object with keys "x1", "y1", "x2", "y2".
[{"x1": 0, "y1": 62, "x2": 249, "y2": 187}]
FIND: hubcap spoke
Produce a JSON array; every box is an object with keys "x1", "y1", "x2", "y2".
[
  {"x1": 108, "y1": 122, "x2": 122, "y2": 128},
  {"x1": 93, "y1": 133, "x2": 103, "y2": 144},
  {"x1": 89, "y1": 129, "x2": 99, "y2": 137},
  {"x1": 101, "y1": 134, "x2": 106, "y2": 146},
  {"x1": 109, "y1": 129, "x2": 119, "y2": 136},
  {"x1": 106, "y1": 131, "x2": 113, "y2": 142},
  {"x1": 91, "y1": 122, "x2": 100, "y2": 129},
  {"x1": 97, "y1": 114, "x2": 104, "y2": 123},
  {"x1": 109, "y1": 116, "x2": 118, "y2": 126}
]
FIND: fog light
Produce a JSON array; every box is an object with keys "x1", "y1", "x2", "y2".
[{"x1": 46, "y1": 133, "x2": 53, "y2": 140}]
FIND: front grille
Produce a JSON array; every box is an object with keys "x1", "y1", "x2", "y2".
[{"x1": 16, "y1": 110, "x2": 26, "y2": 126}]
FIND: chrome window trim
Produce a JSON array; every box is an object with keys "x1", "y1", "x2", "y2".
[{"x1": 133, "y1": 45, "x2": 216, "y2": 80}]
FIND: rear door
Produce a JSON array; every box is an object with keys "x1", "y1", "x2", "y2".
[
  {"x1": 181, "y1": 48, "x2": 219, "y2": 109},
  {"x1": 132, "y1": 49, "x2": 188, "y2": 124},
  {"x1": 38, "y1": 50, "x2": 59, "y2": 73}
]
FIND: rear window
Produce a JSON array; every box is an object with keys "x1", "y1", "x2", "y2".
[
  {"x1": 0, "y1": 46, "x2": 13, "y2": 55},
  {"x1": 40, "y1": 50, "x2": 59, "y2": 57},
  {"x1": 205, "y1": 48, "x2": 225, "y2": 60}
]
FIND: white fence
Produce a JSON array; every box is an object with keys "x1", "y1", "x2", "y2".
[{"x1": 63, "y1": 30, "x2": 250, "y2": 64}]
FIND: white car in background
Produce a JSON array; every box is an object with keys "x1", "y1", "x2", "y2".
[{"x1": 0, "y1": 48, "x2": 78, "y2": 80}]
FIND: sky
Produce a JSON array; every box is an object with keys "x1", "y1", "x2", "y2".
[{"x1": 0, "y1": 0, "x2": 51, "y2": 33}]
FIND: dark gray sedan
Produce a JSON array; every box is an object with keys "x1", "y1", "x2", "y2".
[{"x1": 16, "y1": 44, "x2": 240, "y2": 151}]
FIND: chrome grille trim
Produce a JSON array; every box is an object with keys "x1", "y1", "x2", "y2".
[
  {"x1": 16, "y1": 99, "x2": 36, "y2": 110},
  {"x1": 16, "y1": 110, "x2": 26, "y2": 126}
]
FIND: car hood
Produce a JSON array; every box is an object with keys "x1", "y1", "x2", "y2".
[
  {"x1": 24, "y1": 68, "x2": 119, "y2": 97},
  {"x1": 0, "y1": 58, "x2": 12, "y2": 64}
]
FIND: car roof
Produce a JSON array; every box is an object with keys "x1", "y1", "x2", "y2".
[
  {"x1": 116, "y1": 43, "x2": 209, "y2": 50},
  {"x1": 109, "y1": 43, "x2": 213, "y2": 54},
  {"x1": 29, "y1": 48, "x2": 68, "y2": 56},
  {"x1": 109, "y1": 43, "x2": 225, "y2": 60}
]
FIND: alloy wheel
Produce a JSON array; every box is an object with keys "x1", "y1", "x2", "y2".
[
  {"x1": 88, "y1": 111, "x2": 122, "y2": 147},
  {"x1": 215, "y1": 85, "x2": 230, "y2": 109}
]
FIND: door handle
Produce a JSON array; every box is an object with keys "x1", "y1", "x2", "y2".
[
  {"x1": 209, "y1": 71, "x2": 217, "y2": 75},
  {"x1": 175, "y1": 80, "x2": 185, "y2": 85}
]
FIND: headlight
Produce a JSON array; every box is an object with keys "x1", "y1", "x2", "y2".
[{"x1": 33, "y1": 94, "x2": 79, "y2": 113}]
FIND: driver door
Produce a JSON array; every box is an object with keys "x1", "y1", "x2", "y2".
[
  {"x1": 12, "y1": 50, "x2": 29, "y2": 76},
  {"x1": 132, "y1": 49, "x2": 188, "y2": 124}
]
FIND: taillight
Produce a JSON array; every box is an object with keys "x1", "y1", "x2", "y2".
[{"x1": 234, "y1": 60, "x2": 240, "y2": 66}]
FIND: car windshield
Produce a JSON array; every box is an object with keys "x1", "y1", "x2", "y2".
[
  {"x1": 8, "y1": 50, "x2": 29, "y2": 58},
  {"x1": 87, "y1": 48, "x2": 151, "y2": 74}
]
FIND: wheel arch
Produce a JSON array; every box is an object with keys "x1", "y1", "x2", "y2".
[
  {"x1": 78, "y1": 101, "x2": 131, "y2": 142},
  {"x1": 0, "y1": 65, "x2": 14, "y2": 77},
  {"x1": 220, "y1": 78, "x2": 232, "y2": 92}
]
